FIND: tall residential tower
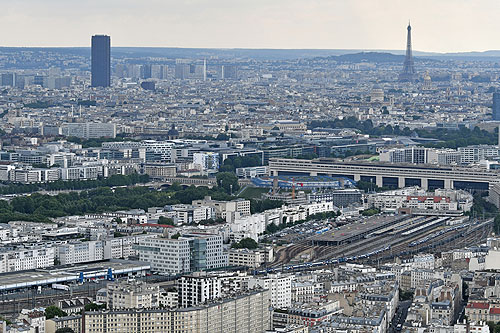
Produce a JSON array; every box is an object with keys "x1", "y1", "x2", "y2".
[
  {"x1": 492, "y1": 92, "x2": 500, "y2": 121},
  {"x1": 399, "y1": 22, "x2": 416, "y2": 82},
  {"x1": 91, "y1": 35, "x2": 111, "y2": 87}
]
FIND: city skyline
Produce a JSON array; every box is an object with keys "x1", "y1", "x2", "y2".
[{"x1": 1, "y1": 0, "x2": 500, "y2": 53}]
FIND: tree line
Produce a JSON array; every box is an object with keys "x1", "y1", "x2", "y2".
[
  {"x1": 0, "y1": 173, "x2": 150, "y2": 195},
  {"x1": 309, "y1": 117, "x2": 498, "y2": 149},
  {"x1": 1, "y1": 185, "x2": 233, "y2": 224}
]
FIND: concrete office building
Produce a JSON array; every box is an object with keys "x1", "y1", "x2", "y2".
[
  {"x1": 137, "y1": 233, "x2": 227, "y2": 275},
  {"x1": 269, "y1": 158, "x2": 499, "y2": 192},
  {"x1": 61, "y1": 122, "x2": 116, "y2": 139},
  {"x1": 137, "y1": 237, "x2": 191, "y2": 275},
  {"x1": 91, "y1": 35, "x2": 111, "y2": 87}
]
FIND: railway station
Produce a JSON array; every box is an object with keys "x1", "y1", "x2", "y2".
[{"x1": 0, "y1": 259, "x2": 151, "y2": 292}]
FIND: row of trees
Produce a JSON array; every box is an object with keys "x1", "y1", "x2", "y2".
[
  {"x1": 230, "y1": 237, "x2": 258, "y2": 250},
  {"x1": 309, "y1": 117, "x2": 498, "y2": 149},
  {"x1": 0, "y1": 173, "x2": 150, "y2": 195},
  {"x1": 417, "y1": 127, "x2": 498, "y2": 149},
  {"x1": 219, "y1": 155, "x2": 262, "y2": 172},
  {"x1": 66, "y1": 134, "x2": 137, "y2": 148},
  {"x1": 0, "y1": 185, "x2": 235, "y2": 224},
  {"x1": 309, "y1": 117, "x2": 412, "y2": 137}
]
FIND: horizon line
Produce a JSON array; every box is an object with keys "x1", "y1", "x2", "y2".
[{"x1": 0, "y1": 46, "x2": 499, "y2": 55}]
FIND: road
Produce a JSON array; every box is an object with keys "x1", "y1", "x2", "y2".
[{"x1": 389, "y1": 300, "x2": 411, "y2": 333}]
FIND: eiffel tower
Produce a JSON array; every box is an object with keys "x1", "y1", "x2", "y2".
[{"x1": 399, "y1": 22, "x2": 417, "y2": 82}]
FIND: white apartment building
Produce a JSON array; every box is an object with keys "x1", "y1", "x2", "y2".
[
  {"x1": 411, "y1": 254, "x2": 435, "y2": 270},
  {"x1": 140, "y1": 140, "x2": 175, "y2": 162},
  {"x1": 454, "y1": 322, "x2": 490, "y2": 333},
  {"x1": 228, "y1": 248, "x2": 267, "y2": 268},
  {"x1": 248, "y1": 273, "x2": 292, "y2": 309},
  {"x1": 104, "y1": 234, "x2": 155, "y2": 259},
  {"x1": 167, "y1": 204, "x2": 215, "y2": 224},
  {"x1": 60, "y1": 165, "x2": 99, "y2": 180},
  {"x1": 0, "y1": 164, "x2": 15, "y2": 181},
  {"x1": 0, "y1": 246, "x2": 55, "y2": 273},
  {"x1": 306, "y1": 201, "x2": 335, "y2": 216},
  {"x1": 411, "y1": 269, "x2": 444, "y2": 289},
  {"x1": 193, "y1": 152, "x2": 220, "y2": 171},
  {"x1": 57, "y1": 241, "x2": 106, "y2": 265},
  {"x1": 178, "y1": 273, "x2": 223, "y2": 307},
  {"x1": 236, "y1": 165, "x2": 269, "y2": 178},
  {"x1": 192, "y1": 196, "x2": 251, "y2": 220},
  {"x1": 107, "y1": 280, "x2": 160, "y2": 310},
  {"x1": 84, "y1": 289, "x2": 271, "y2": 333}
]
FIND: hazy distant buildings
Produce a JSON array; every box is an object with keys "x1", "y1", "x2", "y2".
[
  {"x1": 218, "y1": 64, "x2": 238, "y2": 80},
  {"x1": 91, "y1": 35, "x2": 111, "y2": 87},
  {"x1": 175, "y1": 59, "x2": 190, "y2": 80},
  {"x1": 175, "y1": 59, "x2": 206, "y2": 80},
  {"x1": 493, "y1": 92, "x2": 500, "y2": 121},
  {"x1": 1, "y1": 73, "x2": 15, "y2": 87}
]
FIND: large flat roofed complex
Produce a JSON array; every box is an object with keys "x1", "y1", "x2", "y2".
[
  {"x1": 269, "y1": 158, "x2": 500, "y2": 191},
  {"x1": 310, "y1": 215, "x2": 406, "y2": 246},
  {"x1": 0, "y1": 260, "x2": 150, "y2": 291}
]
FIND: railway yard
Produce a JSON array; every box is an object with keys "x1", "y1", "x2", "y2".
[{"x1": 266, "y1": 214, "x2": 492, "y2": 273}]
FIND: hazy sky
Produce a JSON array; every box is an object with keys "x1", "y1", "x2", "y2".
[{"x1": 1, "y1": 0, "x2": 498, "y2": 52}]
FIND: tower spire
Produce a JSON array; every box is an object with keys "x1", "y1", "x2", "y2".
[{"x1": 399, "y1": 22, "x2": 416, "y2": 82}]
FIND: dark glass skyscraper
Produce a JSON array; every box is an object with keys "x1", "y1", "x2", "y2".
[
  {"x1": 493, "y1": 92, "x2": 500, "y2": 121},
  {"x1": 91, "y1": 35, "x2": 111, "y2": 87}
]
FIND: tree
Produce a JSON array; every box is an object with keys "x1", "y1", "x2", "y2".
[
  {"x1": 231, "y1": 237, "x2": 258, "y2": 250},
  {"x1": 111, "y1": 217, "x2": 123, "y2": 224},
  {"x1": 84, "y1": 303, "x2": 106, "y2": 311},
  {"x1": 266, "y1": 222, "x2": 279, "y2": 234},
  {"x1": 45, "y1": 306, "x2": 67, "y2": 319},
  {"x1": 361, "y1": 208, "x2": 380, "y2": 216},
  {"x1": 216, "y1": 172, "x2": 239, "y2": 194},
  {"x1": 55, "y1": 328, "x2": 75, "y2": 333},
  {"x1": 158, "y1": 216, "x2": 175, "y2": 226}
]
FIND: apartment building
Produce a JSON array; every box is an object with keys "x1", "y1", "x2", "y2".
[
  {"x1": 57, "y1": 241, "x2": 106, "y2": 265},
  {"x1": 84, "y1": 289, "x2": 271, "y2": 333},
  {"x1": 178, "y1": 273, "x2": 222, "y2": 307},
  {"x1": 192, "y1": 196, "x2": 251, "y2": 220},
  {"x1": 0, "y1": 246, "x2": 55, "y2": 273},
  {"x1": 248, "y1": 274, "x2": 292, "y2": 309},
  {"x1": 107, "y1": 280, "x2": 160, "y2": 310}
]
